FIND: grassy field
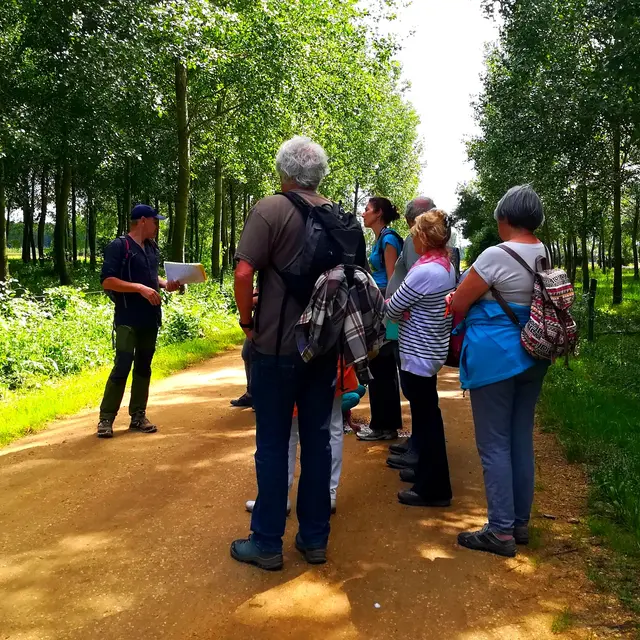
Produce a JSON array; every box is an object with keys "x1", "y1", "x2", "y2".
[{"x1": 538, "y1": 269, "x2": 640, "y2": 613}]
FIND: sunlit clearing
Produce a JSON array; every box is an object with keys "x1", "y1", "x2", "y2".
[{"x1": 418, "y1": 544, "x2": 455, "y2": 561}]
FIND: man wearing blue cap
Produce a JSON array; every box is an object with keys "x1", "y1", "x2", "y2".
[{"x1": 97, "y1": 204, "x2": 180, "y2": 438}]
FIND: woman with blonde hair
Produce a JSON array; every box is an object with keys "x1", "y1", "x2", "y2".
[{"x1": 385, "y1": 209, "x2": 457, "y2": 507}]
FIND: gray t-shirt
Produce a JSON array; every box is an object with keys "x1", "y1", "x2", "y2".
[{"x1": 474, "y1": 241, "x2": 547, "y2": 305}]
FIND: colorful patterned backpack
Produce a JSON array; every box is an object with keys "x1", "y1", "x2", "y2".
[{"x1": 492, "y1": 245, "x2": 578, "y2": 363}]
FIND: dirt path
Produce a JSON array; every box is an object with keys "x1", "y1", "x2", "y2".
[{"x1": 0, "y1": 349, "x2": 630, "y2": 639}]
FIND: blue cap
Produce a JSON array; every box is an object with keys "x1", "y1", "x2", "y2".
[{"x1": 131, "y1": 204, "x2": 166, "y2": 221}]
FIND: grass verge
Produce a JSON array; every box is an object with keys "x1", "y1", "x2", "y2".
[
  {"x1": 0, "y1": 326, "x2": 243, "y2": 447},
  {"x1": 538, "y1": 268, "x2": 640, "y2": 616}
]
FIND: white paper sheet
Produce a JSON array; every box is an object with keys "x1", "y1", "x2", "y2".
[{"x1": 164, "y1": 262, "x2": 207, "y2": 285}]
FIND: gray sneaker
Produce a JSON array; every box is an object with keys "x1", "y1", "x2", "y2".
[
  {"x1": 514, "y1": 525, "x2": 529, "y2": 545},
  {"x1": 129, "y1": 412, "x2": 157, "y2": 434},
  {"x1": 458, "y1": 525, "x2": 516, "y2": 558},
  {"x1": 97, "y1": 419, "x2": 114, "y2": 439}
]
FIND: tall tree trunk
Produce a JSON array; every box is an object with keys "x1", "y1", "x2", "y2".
[
  {"x1": 230, "y1": 181, "x2": 237, "y2": 261},
  {"x1": 188, "y1": 197, "x2": 194, "y2": 262},
  {"x1": 83, "y1": 197, "x2": 88, "y2": 263},
  {"x1": 54, "y1": 161, "x2": 71, "y2": 285},
  {"x1": 167, "y1": 200, "x2": 174, "y2": 248},
  {"x1": 221, "y1": 181, "x2": 229, "y2": 270},
  {"x1": 600, "y1": 212, "x2": 606, "y2": 272},
  {"x1": 0, "y1": 158, "x2": 7, "y2": 281},
  {"x1": 243, "y1": 190, "x2": 248, "y2": 223},
  {"x1": 633, "y1": 193, "x2": 639, "y2": 281},
  {"x1": 29, "y1": 171, "x2": 36, "y2": 261},
  {"x1": 171, "y1": 59, "x2": 190, "y2": 263},
  {"x1": 591, "y1": 236, "x2": 596, "y2": 273},
  {"x1": 612, "y1": 123, "x2": 623, "y2": 304},
  {"x1": 116, "y1": 194, "x2": 123, "y2": 237},
  {"x1": 38, "y1": 169, "x2": 48, "y2": 264},
  {"x1": 580, "y1": 186, "x2": 590, "y2": 293},
  {"x1": 572, "y1": 234, "x2": 579, "y2": 285},
  {"x1": 353, "y1": 179, "x2": 360, "y2": 216},
  {"x1": 211, "y1": 157, "x2": 222, "y2": 278},
  {"x1": 71, "y1": 174, "x2": 77, "y2": 264},
  {"x1": 194, "y1": 198, "x2": 200, "y2": 262},
  {"x1": 88, "y1": 192, "x2": 97, "y2": 271},
  {"x1": 21, "y1": 173, "x2": 31, "y2": 263},
  {"x1": 555, "y1": 240, "x2": 562, "y2": 268}
]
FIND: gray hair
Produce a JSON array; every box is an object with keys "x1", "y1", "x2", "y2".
[
  {"x1": 405, "y1": 196, "x2": 436, "y2": 223},
  {"x1": 494, "y1": 185, "x2": 544, "y2": 232},
  {"x1": 275, "y1": 136, "x2": 329, "y2": 189}
]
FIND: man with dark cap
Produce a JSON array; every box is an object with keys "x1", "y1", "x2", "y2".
[{"x1": 97, "y1": 204, "x2": 180, "y2": 439}]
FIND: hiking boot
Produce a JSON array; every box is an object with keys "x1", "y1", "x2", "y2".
[
  {"x1": 387, "y1": 451, "x2": 419, "y2": 470},
  {"x1": 458, "y1": 525, "x2": 517, "y2": 558},
  {"x1": 399, "y1": 468, "x2": 417, "y2": 483},
  {"x1": 389, "y1": 440, "x2": 411, "y2": 455},
  {"x1": 245, "y1": 499, "x2": 291, "y2": 516},
  {"x1": 230, "y1": 393, "x2": 253, "y2": 408},
  {"x1": 295, "y1": 533, "x2": 327, "y2": 565},
  {"x1": 357, "y1": 429, "x2": 398, "y2": 442},
  {"x1": 398, "y1": 489, "x2": 451, "y2": 508},
  {"x1": 514, "y1": 525, "x2": 529, "y2": 545},
  {"x1": 97, "y1": 419, "x2": 114, "y2": 439},
  {"x1": 230, "y1": 537, "x2": 283, "y2": 571},
  {"x1": 129, "y1": 412, "x2": 158, "y2": 434}
]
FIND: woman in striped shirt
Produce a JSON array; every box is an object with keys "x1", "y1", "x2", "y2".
[{"x1": 386, "y1": 209, "x2": 457, "y2": 507}]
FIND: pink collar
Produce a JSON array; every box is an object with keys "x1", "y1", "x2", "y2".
[{"x1": 411, "y1": 249, "x2": 451, "y2": 273}]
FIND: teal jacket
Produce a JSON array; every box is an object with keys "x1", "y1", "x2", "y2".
[{"x1": 458, "y1": 300, "x2": 536, "y2": 390}]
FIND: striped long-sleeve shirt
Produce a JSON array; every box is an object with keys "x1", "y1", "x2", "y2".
[{"x1": 386, "y1": 262, "x2": 456, "y2": 378}]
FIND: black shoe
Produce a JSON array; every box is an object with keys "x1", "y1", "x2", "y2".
[
  {"x1": 399, "y1": 468, "x2": 416, "y2": 483},
  {"x1": 231, "y1": 393, "x2": 253, "y2": 408},
  {"x1": 514, "y1": 525, "x2": 529, "y2": 545},
  {"x1": 97, "y1": 419, "x2": 114, "y2": 439},
  {"x1": 458, "y1": 525, "x2": 517, "y2": 558},
  {"x1": 398, "y1": 489, "x2": 451, "y2": 508},
  {"x1": 230, "y1": 537, "x2": 284, "y2": 571},
  {"x1": 389, "y1": 441, "x2": 410, "y2": 455},
  {"x1": 387, "y1": 451, "x2": 419, "y2": 470},
  {"x1": 357, "y1": 429, "x2": 398, "y2": 442},
  {"x1": 295, "y1": 533, "x2": 327, "y2": 565},
  {"x1": 129, "y1": 412, "x2": 157, "y2": 433}
]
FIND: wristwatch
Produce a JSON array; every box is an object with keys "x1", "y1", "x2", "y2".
[{"x1": 239, "y1": 319, "x2": 254, "y2": 330}]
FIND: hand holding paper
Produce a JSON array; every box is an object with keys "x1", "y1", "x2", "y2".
[{"x1": 164, "y1": 262, "x2": 207, "y2": 285}]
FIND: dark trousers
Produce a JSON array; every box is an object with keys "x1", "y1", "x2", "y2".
[
  {"x1": 400, "y1": 370, "x2": 452, "y2": 501},
  {"x1": 250, "y1": 348, "x2": 337, "y2": 554},
  {"x1": 99, "y1": 325, "x2": 158, "y2": 421},
  {"x1": 368, "y1": 342, "x2": 403, "y2": 433}
]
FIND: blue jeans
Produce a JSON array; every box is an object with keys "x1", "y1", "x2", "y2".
[
  {"x1": 469, "y1": 361, "x2": 550, "y2": 534},
  {"x1": 250, "y1": 348, "x2": 337, "y2": 553}
]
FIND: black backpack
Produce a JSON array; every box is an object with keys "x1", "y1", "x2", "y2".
[
  {"x1": 263, "y1": 192, "x2": 366, "y2": 355},
  {"x1": 104, "y1": 236, "x2": 133, "y2": 304},
  {"x1": 275, "y1": 191, "x2": 366, "y2": 306}
]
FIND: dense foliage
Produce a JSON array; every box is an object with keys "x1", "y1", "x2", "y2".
[
  {"x1": 0, "y1": 0, "x2": 422, "y2": 283},
  {"x1": 455, "y1": 0, "x2": 640, "y2": 303}
]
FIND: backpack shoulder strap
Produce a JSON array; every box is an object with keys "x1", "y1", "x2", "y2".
[
  {"x1": 491, "y1": 287, "x2": 523, "y2": 328},
  {"x1": 277, "y1": 191, "x2": 311, "y2": 220},
  {"x1": 497, "y1": 244, "x2": 536, "y2": 275}
]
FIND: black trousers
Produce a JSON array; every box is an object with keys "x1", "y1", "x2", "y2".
[
  {"x1": 400, "y1": 370, "x2": 452, "y2": 501},
  {"x1": 368, "y1": 342, "x2": 403, "y2": 433}
]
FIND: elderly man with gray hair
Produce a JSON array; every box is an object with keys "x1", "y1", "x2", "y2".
[{"x1": 230, "y1": 136, "x2": 346, "y2": 571}]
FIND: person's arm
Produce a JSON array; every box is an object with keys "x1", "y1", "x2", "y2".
[
  {"x1": 235, "y1": 260, "x2": 255, "y2": 338},
  {"x1": 158, "y1": 277, "x2": 180, "y2": 292},
  {"x1": 449, "y1": 267, "x2": 490, "y2": 317},
  {"x1": 384, "y1": 244, "x2": 399, "y2": 283},
  {"x1": 386, "y1": 277, "x2": 424, "y2": 322},
  {"x1": 102, "y1": 277, "x2": 162, "y2": 305}
]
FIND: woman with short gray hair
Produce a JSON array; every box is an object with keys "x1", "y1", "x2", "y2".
[{"x1": 449, "y1": 184, "x2": 550, "y2": 558}]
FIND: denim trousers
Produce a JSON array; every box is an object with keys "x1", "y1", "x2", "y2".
[
  {"x1": 250, "y1": 348, "x2": 337, "y2": 553},
  {"x1": 469, "y1": 361, "x2": 550, "y2": 534}
]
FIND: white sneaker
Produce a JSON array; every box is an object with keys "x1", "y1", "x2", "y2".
[{"x1": 245, "y1": 499, "x2": 291, "y2": 515}]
